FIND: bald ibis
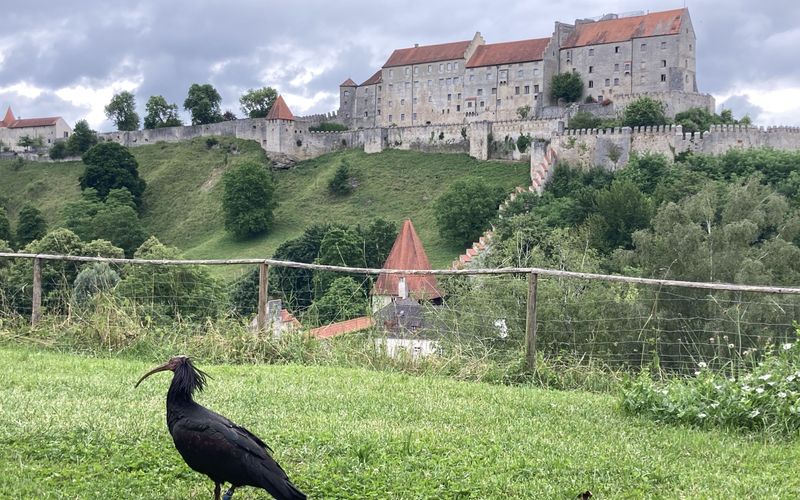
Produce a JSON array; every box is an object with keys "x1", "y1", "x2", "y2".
[{"x1": 135, "y1": 356, "x2": 307, "y2": 500}]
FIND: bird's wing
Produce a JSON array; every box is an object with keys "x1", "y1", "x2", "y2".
[{"x1": 206, "y1": 410, "x2": 275, "y2": 457}]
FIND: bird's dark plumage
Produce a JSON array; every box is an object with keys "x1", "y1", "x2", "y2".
[{"x1": 136, "y1": 356, "x2": 306, "y2": 500}]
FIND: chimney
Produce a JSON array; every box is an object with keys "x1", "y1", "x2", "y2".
[
  {"x1": 414, "y1": 43, "x2": 419, "y2": 48},
  {"x1": 398, "y1": 277, "x2": 408, "y2": 299}
]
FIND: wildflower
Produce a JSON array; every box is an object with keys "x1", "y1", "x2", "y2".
[
  {"x1": 723, "y1": 335, "x2": 729, "y2": 341},
  {"x1": 749, "y1": 409, "x2": 761, "y2": 418},
  {"x1": 709, "y1": 337, "x2": 715, "y2": 343},
  {"x1": 697, "y1": 412, "x2": 707, "y2": 419},
  {"x1": 660, "y1": 389, "x2": 668, "y2": 395},
  {"x1": 698, "y1": 361, "x2": 707, "y2": 369},
  {"x1": 778, "y1": 392, "x2": 787, "y2": 398},
  {"x1": 728, "y1": 343, "x2": 735, "y2": 349},
  {"x1": 787, "y1": 375, "x2": 796, "y2": 383},
  {"x1": 742, "y1": 384, "x2": 751, "y2": 391},
  {"x1": 783, "y1": 343, "x2": 793, "y2": 350},
  {"x1": 728, "y1": 377, "x2": 736, "y2": 383},
  {"x1": 694, "y1": 371, "x2": 702, "y2": 376},
  {"x1": 756, "y1": 387, "x2": 765, "y2": 394},
  {"x1": 710, "y1": 402, "x2": 720, "y2": 409},
  {"x1": 758, "y1": 374, "x2": 772, "y2": 381}
]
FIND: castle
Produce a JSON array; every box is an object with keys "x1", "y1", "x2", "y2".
[
  {"x1": 0, "y1": 106, "x2": 72, "y2": 152},
  {"x1": 337, "y1": 8, "x2": 712, "y2": 128}
]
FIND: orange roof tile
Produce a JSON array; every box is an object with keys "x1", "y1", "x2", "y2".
[
  {"x1": 1, "y1": 107, "x2": 15, "y2": 127},
  {"x1": 383, "y1": 40, "x2": 471, "y2": 68},
  {"x1": 563, "y1": 9, "x2": 686, "y2": 48},
  {"x1": 265, "y1": 95, "x2": 294, "y2": 121},
  {"x1": 340, "y1": 78, "x2": 357, "y2": 87},
  {"x1": 373, "y1": 219, "x2": 443, "y2": 300},
  {"x1": 280, "y1": 309, "x2": 302, "y2": 328},
  {"x1": 360, "y1": 70, "x2": 382, "y2": 86},
  {"x1": 466, "y1": 38, "x2": 550, "y2": 68},
  {"x1": 8, "y1": 117, "x2": 61, "y2": 128},
  {"x1": 309, "y1": 316, "x2": 374, "y2": 339}
]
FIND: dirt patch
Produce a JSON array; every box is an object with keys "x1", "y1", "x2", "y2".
[{"x1": 200, "y1": 166, "x2": 224, "y2": 191}]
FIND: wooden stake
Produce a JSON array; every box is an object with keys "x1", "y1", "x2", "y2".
[
  {"x1": 525, "y1": 272, "x2": 538, "y2": 371},
  {"x1": 31, "y1": 258, "x2": 42, "y2": 327},
  {"x1": 257, "y1": 263, "x2": 269, "y2": 331}
]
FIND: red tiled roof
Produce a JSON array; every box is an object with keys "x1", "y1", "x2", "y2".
[
  {"x1": 7, "y1": 117, "x2": 61, "y2": 128},
  {"x1": 309, "y1": 316, "x2": 374, "y2": 339},
  {"x1": 562, "y1": 9, "x2": 686, "y2": 48},
  {"x1": 340, "y1": 78, "x2": 357, "y2": 87},
  {"x1": 0, "y1": 107, "x2": 15, "y2": 127},
  {"x1": 280, "y1": 309, "x2": 302, "y2": 328},
  {"x1": 265, "y1": 95, "x2": 294, "y2": 121},
  {"x1": 466, "y1": 38, "x2": 550, "y2": 68},
  {"x1": 383, "y1": 40, "x2": 471, "y2": 68},
  {"x1": 373, "y1": 219, "x2": 443, "y2": 300},
  {"x1": 360, "y1": 70, "x2": 382, "y2": 86}
]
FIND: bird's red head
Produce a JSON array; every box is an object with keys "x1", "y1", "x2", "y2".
[{"x1": 134, "y1": 355, "x2": 191, "y2": 387}]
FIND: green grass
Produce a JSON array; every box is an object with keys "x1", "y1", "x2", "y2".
[
  {"x1": 0, "y1": 139, "x2": 529, "y2": 270},
  {"x1": 1, "y1": 346, "x2": 799, "y2": 499}
]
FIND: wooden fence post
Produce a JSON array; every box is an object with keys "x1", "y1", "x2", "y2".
[
  {"x1": 256, "y1": 263, "x2": 270, "y2": 331},
  {"x1": 525, "y1": 272, "x2": 538, "y2": 371},
  {"x1": 31, "y1": 257, "x2": 42, "y2": 327}
]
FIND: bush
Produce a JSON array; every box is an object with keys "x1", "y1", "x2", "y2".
[
  {"x1": 65, "y1": 120, "x2": 98, "y2": 156},
  {"x1": 328, "y1": 161, "x2": 353, "y2": 196},
  {"x1": 567, "y1": 111, "x2": 602, "y2": 130},
  {"x1": 49, "y1": 141, "x2": 68, "y2": 160},
  {"x1": 549, "y1": 72, "x2": 584, "y2": 103},
  {"x1": 222, "y1": 161, "x2": 277, "y2": 238},
  {"x1": 309, "y1": 122, "x2": 348, "y2": 132},
  {"x1": 14, "y1": 204, "x2": 47, "y2": 247},
  {"x1": 516, "y1": 134, "x2": 532, "y2": 153},
  {"x1": 73, "y1": 262, "x2": 120, "y2": 305},
  {"x1": 621, "y1": 97, "x2": 668, "y2": 128},
  {"x1": 80, "y1": 142, "x2": 146, "y2": 208},
  {"x1": 621, "y1": 335, "x2": 800, "y2": 435},
  {"x1": 434, "y1": 179, "x2": 505, "y2": 246},
  {"x1": 309, "y1": 276, "x2": 366, "y2": 324}
]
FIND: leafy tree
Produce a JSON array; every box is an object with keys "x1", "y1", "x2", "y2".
[
  {"x1": 66, "y1": 120, "x2": 98, "y2": 156},
  {"x1": 516, "y1": 105, "x2": 531, "y2": 120},
  {"x1": 15, "y1": 204, "x2": 47, "y2": 247},
  {"x1": 222, "y1": 110, "x2": 237, "y2": 121},
  {"x1": 310, "y1": 276, "x2": 367, "y2": 324},
  {"x1": 183, "y1": 83, "x2": 223, "y2": 125},
  {"x1": 0, "y1": 208, "x2": 11, "y2": 245},
  {"x1": 222, "y1": 161, "x2": 277, "y2": 238},
  {"x1": 79, "y1": 142, "x2": 146, "y2": 207},
  {"x1": 64, "y1": 188, "x2": 146, "y2": 257},
  {"x1": 549, "y1": 72, "x2": 584, "y2": 103},
  {"x1": 266, "y1": 224, "x2": 329, "y2": 311},
  {"x1": 17, "y1": 135, "x2": 44, "y2": 151},
  {"x1": 621, "y1": 97, "x2": 668, "y2": 128},
  {"x1": 328, "y1": 161, "x2": 352, "y2": 196},
  {"x1": 314, "y1": 226, "x2": 364, "y2": 297},
  {"x1": 49, "y1": 141, "x2": 68, "y2": 159},
  {"x1": 143, "y1": 95, "x2": 182, "y2": 129},
  {"x1": 239, "y1": 87, "x2": 278, "y2": 118},
  {"x1": 568, "y1": 111, "x2": 602, "y2": 130},
  {"x1": 434, "y1": 179, "x2": 505, "y2": 246},
  {"x1": 73, "y1": 262, "x2": 120, "y2": 305},
  {"x1": 360, "y1": 218, "x2": 397, "y2": 268},
  {"x1": 104, "y1": 91, "x2": 140, "y2": 131},
  {"x1": 586, "y1": 180, "x2": 654, "y2": 253}
]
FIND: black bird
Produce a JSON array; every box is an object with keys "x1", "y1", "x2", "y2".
[{"x1": 135, "y1": 355, "x2": 307, "y2": 500}]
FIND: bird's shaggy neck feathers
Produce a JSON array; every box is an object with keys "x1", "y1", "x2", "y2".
[{"x1": 167, "y1": 360, "x2": 209, "y2": 403}]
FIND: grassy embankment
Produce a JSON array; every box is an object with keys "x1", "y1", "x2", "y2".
[
  {"x1": 1, "y1": 346, "x2": 798, "y2": 499},
  {"x1": 0, "y1": 139, "x2": 530, "y2": 270}
]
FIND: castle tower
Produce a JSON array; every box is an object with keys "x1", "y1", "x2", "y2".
[
  {"x1": 265, "y1": 95, "x2": 295, "y2": 153},
  {"x1": 337, "y1": 78, "x2": 357, "y2": 127},
  {"x1": 0, "y1": 106, "x2": 15, "y2": 128}
]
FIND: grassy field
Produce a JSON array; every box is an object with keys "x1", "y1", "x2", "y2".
[
  {"x1": 0, "y1": 140, "x2": 530, "y2": 269},
  {"x1": 1, "y1": 346, "x2": 798, "y2": 499}
]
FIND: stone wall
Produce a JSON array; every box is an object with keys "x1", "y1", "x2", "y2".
[{"x1": 612, "y1": 90, "x2": 715, "y2": 117}]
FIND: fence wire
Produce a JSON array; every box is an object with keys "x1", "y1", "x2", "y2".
[{"x1": 0, "y1": 253, "x2": 798, "y2": 376}]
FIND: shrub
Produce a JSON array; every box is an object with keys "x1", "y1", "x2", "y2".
[
  {"x1": 49, "y1": 141, "x2": 68, "y2": 160},
  {"x1": 80, "y1": 142, "x2": 146, "y2": 208},
  {"x1": 621, "y1": 335, "x2": 800, "y2": 436},
  {"x1": 549, "y1": 72, "x2": 584, "y2": 103},
  {"x1": 516, "y1": 134, "x2": 532, "y2": 153},
  {"x1": 222, "y1": 161, "x2": 277, "y2": 238},
  {"x1": 621, "y1": 97, "x2": 668, "y2": 128},
  {"x1": 516, "y1": 105, "x2": 531, "y2": 120},
  {"x1": 434, "y1": 179, "x2": 506, "y2": 246},
  {"x1": 74, "y1": 262, "x2": 120, "y2": 305},
  {"x1": 308, "y1": 276, "x2": 366, "y2": 324},
  {"x1": 309, "y1": 122, "x2": 348, "y2": 132},
  {"x1": 14, "y1": 204, "x2": 47, "y2": 247},
  {"x1": 568, "y1": 111, "x2": 602, "y2": 130},
  {"x1": 328, "y1": 161, "x2": 353, "y2": 196}
]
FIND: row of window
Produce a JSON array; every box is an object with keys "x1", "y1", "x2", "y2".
[
  {"x1": 389, "y1": 61, "x2": 461, "y2": 79},
  {"x1": 588, "y1": 60, "x2": 668, "y2": 74},
  {"x1": 587, "y1": 73, "x2": 667, "y2": 88}
]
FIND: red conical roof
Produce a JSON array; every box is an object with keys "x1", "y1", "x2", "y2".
[
  {"x1": 340, "y1": 78, "x2": 357, "y2": 87},
  {"x1": 265, "y1": 95, "x2": 294, "y2": 121},
  {"x1": 373, "y1": 219, "x2": 443, "y2": 300},
  {"x1": 1, "y1": 106, "x2": 14, "y2": 127}
]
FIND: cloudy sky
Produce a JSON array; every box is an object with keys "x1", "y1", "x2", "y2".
[{"x1": 1, "y1": 0, "x2": 798, "y2": 131}]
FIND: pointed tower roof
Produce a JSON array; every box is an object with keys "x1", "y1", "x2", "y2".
[
  {"x1": 373, "y1": 219, "x2": 443, "y2": 300},
  {"x1": 265, "y1": 95, "x2": 294, "y2": 121},
  {"x1": 340, "y1": 78, "x2": 357, "y2": 87},
  {"x1": 0, "y1": 106, "x2": 15, "y2": 127}
]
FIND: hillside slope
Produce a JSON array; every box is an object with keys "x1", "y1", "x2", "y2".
[{"x1": 0, "y1": 139, "x2": 530, "y2": 268}]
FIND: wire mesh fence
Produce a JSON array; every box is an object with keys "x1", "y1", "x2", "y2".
[{"x1": 1, "y1": 252, "x2": 799, "y2": 379}]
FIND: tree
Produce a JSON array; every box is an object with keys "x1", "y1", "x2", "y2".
[
  {"x1": 621, "y1": 97, "x2": 668, "y2": 128},
  {"x1": 360, "y1": 218, "x2": 398, "y2": 268},
  {"x1": 80, "y1": 142, "x2": 146, "y2": 207},
  {"x1": 310, "y1": 276, "x2": 366, "y2": 324},
  {"x1": 434, "y1": 179, "x2": 505, "y2": 246},
  {"x1": 64, "y1": 188, "x2": 146, "y2": 257},
  {"x1": 222, "y1": 161, "x2": 277, "y2": 238},
  {"x1": 66, "y1": 120, "x2": 98, "y2": 156},
  {"x1": 222, "y1": 110, "x2": 237, "y2": 121},
  {"x1": 184, "y1": 83, "x2": 223, "y2": 125},
  {"x1": 328, "y1": 161, "x2": 352, "y2": 196},
  {"x1": 239, "y1": 87, "x2": 278, "y2": 118},
  {"x1": 0, "y1": 207, "x2": 11, "y2": 245},
  {"x1": 49, "y1": 141, "x2": 68, "y2": 159},
  {"x1": 586, "y1": 180, "x2": 654, "y2": 253},
  {"x1": 105, "y1": 91, "x2": 140, "y2": 131},
  {"x1": 14, "y1": 204, "x2": 47, "y2": 247},
  {"x1": 549, "y1": 72, "x2": 584, "y2": 103},
  {"x1": 143, "y1": 95, "x2": 182, "y2": 129},
  {"x1": 17, "y1": 135, "x2": 43, "y2": 151},
  {"x1": 568, "y1": 111, "x2": 602, "y2": 130},
  {"x1": 516, "y1": 105, "x2": 531, "y2": 120},
  {"x1": 73, "y1": 262, "x2": 120, "y2": 305},
  {"x1": 265, "y1": 224, "x2": 329, "y2": 311}
]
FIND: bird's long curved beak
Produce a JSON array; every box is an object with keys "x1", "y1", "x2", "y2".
[{"x1": 135, "y1": 362, "x2": 171, "y2": 388}]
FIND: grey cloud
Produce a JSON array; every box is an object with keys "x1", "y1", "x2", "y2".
[{"x1": 717, "y1": 94, "x2": 763, "y2": 121}]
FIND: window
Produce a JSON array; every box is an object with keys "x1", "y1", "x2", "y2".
[
  {"x1": 457, "y1": 92, "x2": 461, "y2": 99},
  {"x1": 428, "y1": 95, "x2": 432, "y2": 102},
  {"x1": 517, "y1": 69, "x2": 523, "y2": 77},
  {"x1": 377, "y1": 98, "x2": 381, "y2": 104},
  {"x1": 454, "y1": 62, "x2": 459, "y2": 70},
  {"x1": 413, "y1": 97, "x2": 418, "y2": 104},
  {"x1": 640, "y1": 75, "x2": 646, "y2": 83},
  {"x1": 389, "y1": 69, "x2": 394, "y2": 78},
  {"x1": 413, "y1": 66, "x2": 418, "y2": 75},
  {"x1": 515, "y1": 86, "x2": 520, "y2": 95},
  {"x1": 447, "y1": 62, "x2": 452, "y2": 71},
  {"x1": 640, "y1": 61, "x2": 646, "y2": 69},
  {"x1": 439, "y1": 78, "x2": 444, "y2": 85},
  {"x1": 378, "y1": 85, "x2": 382, "y2": 92},
  {"x1": 388, "y1": 114, "x2": 392, "y2": 121},
  {"x1": 400, "y1": 98, "x2": 405, "y2": 105},
  {"x1": 447, "y1": 93, "x2": 452, "y2": 101},
  {"x1": 412, "y1": 113, "x2": 417, "y2": 120},
  {"x1": 661, "y1": 74, "x2": 667, "y2": 82},
  {"x1": 588, "y1": 80, "x2": 594, "y2": 88},
  {"x1": 614, "y1": 78, "x2": 619, "y2": 85},
  {"x1": 405, "y1": 67, "x2": 410, "y2": 76},
  {"x1": 377, "y1": 109, "x2": 381, "y2": 115},
  {"x1": 456, "y1": 104, "x2": 461, "y2": 111},
  {"x1": 427, "y1": 79, "x2": 432, "y2": 86},
  {"x1": 640, "y1": 43, "x2": 647, "y2": 52},
  {"x1": 685, "y1": 59, "x2": 688, "y2": 68},
  {"x1": 439, "y1": 63, "x2": 444, "y2": 72},
  {"x1": 344, "y1": 90, "x2": 350, "y2": 97},
  {"x1": 453, "y1": 77, "x2": 459, "y2": 85},
  {"x1": 662, "y1": 60, "x2": 667, "y2": 67},
  {"x1": 615, "y1": 46, "x2": 620, "y2": 53},
  {"x1": 428, "y1": 64, "x2": 432, "y2": 73},
  {"x1": 534, "y1": 84, "x2": 539, "y2": 93},
  {"x1": 467, "y1": 101, "x2": 473, "y2": 108},
  {"x1": 364, "y1": 111, "x2": 368, "y2": 117},
  {"x1": 589, "y1": 48, "x2": 594, "y2": 56},
  {"x1": 689, "y1": 44, "x2": 693, "y2": 51},
  {"x1": 401, "y1": 113, "x2": 405, "y2": 121},
  {"x1": 589, "y1": 66, "x2": 593, "y2": 73},
  {"x1": 685, "y1": 74, "x2": 689, "y2": 83},
  {"x1": 479, "y1": 100, "x2": 485, "y2": 107},
  {"x1": 477, "y1": 88, "x2": 483, "y2": 96},
  {"x1": 661, "y1": 41, "x2": 667, "y2": 49},
  {"x1": 614, "y1": 63, "x2": 619, "y2": 72},
  {"x1": 533, "y1": 68, "x2": 539, "y2": 76},
  {"x1": 388, "y1": 100, "x2": 392, "y2": 106},
  {"x1": 496, "y1": 99, "x2": 501, "y2": 108},
  {"x1": 605, "y1": 79, "x2": 610, "y2": 86},
  {"x1": 491, "y1": 87, "x2": 497, "y2": 94},
  {"x1": 624, "y1": 63, "x2": 630, "y2": 71},
  {"x1": 446, "y1": 78, "x2": 452, "y2": 85},
  {"x1": 486, "y1": 71, "x2": 492, "y2": 79},
  {"x1": 405, "y1": 82, "x2": 410, "y2": 90},
  {"x1": 469, "y1": 74, "x2": 475, "y2": 82},
  {"x1": 524, "y1": 85, "x2": 530, "y2": 94}
]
